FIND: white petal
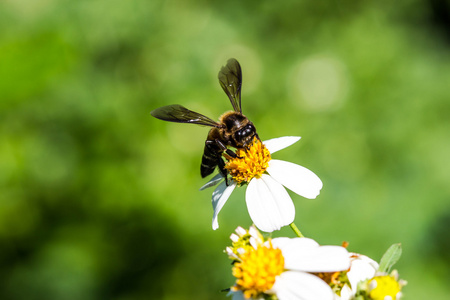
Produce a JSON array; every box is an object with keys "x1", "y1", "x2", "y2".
[
  {"x1": 235, "y1": 226, "x2": 247, "y2": 236},
  {"x1": 339, "y1": 285, "x2": 353, "y2": 300},
  {"x1": 199, "y1": 173, "x2": 224, "y2": 190},
  {"x1": 263, "y1": 136, "x2": 301, "y2": 154},
  {"x1": 271, "y1": 237, "x2": 319, "y2": 250},
  {"x1": 230, "y1": 233, "x2": 240, "y2": 243},
  {"x1": 212, "y1": 181, "x2": 236, "y2": 230},
  {"x1": 270, "y1": 271, "x2": 334, "y2": 300},
  {"x1": 267, "y1": 159, "x2": 323, "y2": 199},
  {"x1": 272, "y1": 238, "x2": 350, "y2": 272},
  {"x1": 248, "y1": 226, "x2": 259, "y2": 238},
  {"x1": 347, "y1": 253, "x2": 378, "y2": 291},
  {"x1": 245, "y1": 174, "x2": 295, "y2": 232}
]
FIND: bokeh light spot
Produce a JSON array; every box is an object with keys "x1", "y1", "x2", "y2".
[{"x1": 288, "y1": 55, "x2": 350, "y2": 112}]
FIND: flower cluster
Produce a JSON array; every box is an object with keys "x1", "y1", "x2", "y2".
[
  {"x1": 225, "y1": 227, "x2": 406, "y2": 300},
  {"x1": 199, "y1": 137, "x2": 406, "y2": 300}
]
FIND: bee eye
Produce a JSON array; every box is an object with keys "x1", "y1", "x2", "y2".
[
  {"x1": 247, "y1": 124, "x2": 255, "y2": 133},
  {"x1": 234, "y1": 124, "x2": 255, "y2": 141}
]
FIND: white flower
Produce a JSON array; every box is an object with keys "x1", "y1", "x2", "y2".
[
  {"x1": 200, "y1": 136, "x2": 323, "y2": 232},
  {"x1": 366, "y1": 270, "x2": 406, "y2": 300},
  {"x1": 337, "y1": 253, "x2": 379, "y2": 300},
  {"x1": 228, "y1": 235, "x2": 350, "y2": 300}
]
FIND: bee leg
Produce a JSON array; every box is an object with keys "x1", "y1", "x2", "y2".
[
  {"x1": 218, "y1": 157, "x2": 230, "y2": 186},
  {"x1": 225, "y1": 149, "x2": 238, "y2": 158},
  {"x1": 222, "y1": 150, "x2": 238, "y2": 161},
  {"x1": 212, "y1": 139, "x2": 238, "y2": 158}
]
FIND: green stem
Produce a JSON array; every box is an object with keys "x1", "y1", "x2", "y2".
[{"x1": 289, "y1": 222, "x2": 304, "y2": 238}]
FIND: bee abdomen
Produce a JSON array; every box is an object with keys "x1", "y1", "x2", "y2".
[{"x1": 201, "y1": 143, "x2": 221, "y2": 178}]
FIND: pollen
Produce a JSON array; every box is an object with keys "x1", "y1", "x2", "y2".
[
  {"x1": 225, "y1": 138, "x2": 271, "y2": 184},
  {"x1": 368, "y1": 275, "x2": 401, "y2": 300},
  {"x1": 231, "y1": 241, "x2": 284, "y2": 299}
]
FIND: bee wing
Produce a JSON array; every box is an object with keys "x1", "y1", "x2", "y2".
[
  {"x1": 218, "y1": 58, "x2": 242, "y2": 113},
  {"x1": 151, "y1": 104, "x2": 220, "y2": 127}
]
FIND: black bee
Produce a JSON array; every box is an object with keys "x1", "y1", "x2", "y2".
[{"x1": 151, "y1": 58, "x2": 260, "y2": 181}]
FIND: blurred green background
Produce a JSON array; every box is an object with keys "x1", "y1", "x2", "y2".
[{"x1": 1, "y1": 0, "x2": 449, "y2": 299}]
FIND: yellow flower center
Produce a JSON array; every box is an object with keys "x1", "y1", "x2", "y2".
[
  {"x1": 369, "y1": 275, "x2": 401, "y2": 300},
  {"x1": 231, "y1": 241, "x2": 284, "y2": 299},
  {"x1": 225, "y1": 138, "x2": 271, "y2": 184}
]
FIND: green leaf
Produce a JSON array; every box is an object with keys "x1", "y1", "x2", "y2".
[{"x1": 378, "y1": 243, "x2": 402, "y2": 273}]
